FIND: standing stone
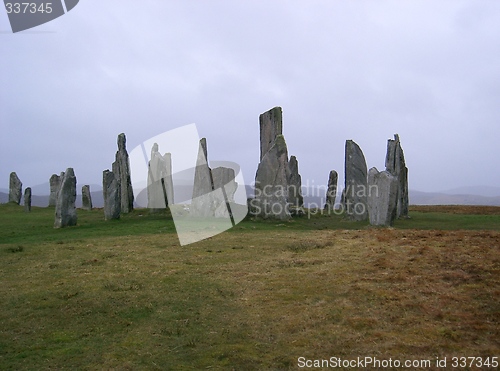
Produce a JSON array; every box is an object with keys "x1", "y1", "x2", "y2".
[
  {"x1": 287, "y1": 155, "x2": 303, "y2": 210},
  {"x1": 54, "y1": 168, "x2": 77, "y2": 228},
  {"x1": 367, "y1": 167, "x2": 398, "y2": 226},
  {"x1": 8, "y1": 172, "x2": 22, "y2": 204},
  {"x1": 259, "y1": 106, "x2": 283, "y2": 161},
  {"x1": 190, "y1": 138, "x2": 215, "y2": 218},
  {"x1": 324, "y1": 170, "x2": 338, "y2": 212},
  {"x1": 103, "y1": 169, "x2": 121, "y2": 220},
  {"x1": 49, "y1": 174, "x2": 61, "y2": 207},
  {"x1": 385, "y1": 134, "x2": 409, "y2": 218},
  {"x1": 115, "y1": 133, "x2": 134, "y2": 213},
  {"x1": 254, "y1": 134, "x2": 291, "y2": 220},
  {"x1": 254, "y1": 107, "x2": 292, "y2": 220},
  {"x1": 82, "y1": 185, "x2": 92, "y2": 210},
  {"x1": 147, "y1": 143, "x2": 174, "y2": 211},
  {"x1": 24, "y1": 187, "x2": 32, "y2": 212},
  {"x1": 212, "y1": 166, "x2": 237, "y2": 218},
  {"x1": 343, "y1": 140, "x2": 368, "y2": 221}
]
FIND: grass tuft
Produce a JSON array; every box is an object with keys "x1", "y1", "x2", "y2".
[
  {"x1": 285, "y1": 239, "x2": 332, "y2": 253},
  {"x1": 6, "y1": 245, "x2": 24, "y2": 253}
]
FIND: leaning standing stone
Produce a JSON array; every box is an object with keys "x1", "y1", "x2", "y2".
[
  {"x1": 343, "y1": 140, "x2": 368, "y2": 221},
  {"x1": 54, "y1": 168, "x2": 77, "y2": 228},
  {"x1": 82, "y1": 185, "x2": 92, "y2": 210},
  {"x1": 24, "y1": 187, "x2": 32, "y2": 212},
  {"x1": 9, "y1": 172, "x2": 22, "y2": 204}
]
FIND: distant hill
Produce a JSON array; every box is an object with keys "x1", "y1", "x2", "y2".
[
  {"x1": 409, "y1": 190, "x2": 500, "y2": 206},
  {"x1": 438, "y1": 186, "x2": 500, "y2": 198}
]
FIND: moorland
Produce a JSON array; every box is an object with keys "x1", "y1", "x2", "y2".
[{"x1": 1, "y1": 204, "x2": 499, "y2": 369}]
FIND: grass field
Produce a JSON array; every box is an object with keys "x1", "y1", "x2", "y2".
[{"x1": 0, "y1": 203, "x2": 499, "y2": 370}]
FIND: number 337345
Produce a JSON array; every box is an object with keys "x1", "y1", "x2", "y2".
[{"x1": 5, "y1": 3, "x2": 53, "y2": 14}]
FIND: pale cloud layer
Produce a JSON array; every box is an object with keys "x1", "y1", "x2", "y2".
[{"x1": 1, "y1": 0, "x2": 499, "y2": 194}]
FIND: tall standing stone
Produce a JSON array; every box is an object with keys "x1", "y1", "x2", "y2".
[
  {"x1": 9, "y1": 172, "x2": 22, "y2": 204},
  {"x1": 343, "y1": 140, "x2": 368, "y2": 221},
  {"x1": 115, "y1": 133, "x2": 134, "y2": 213},
  {"x1": 254, "y1": 134, "x2": 291, "y2": 220},
  {"x1": 190, "y1": 138, "x2": 216, "y2": 218},
  {"x1": 287, "y1": 155, "x2": 303, "y2": 209},
  {"x1": 385, "y1": 134, "x2": 409, "y2": 218},
  {"x1": 367, "y1": 167, "x2": 398, "y2": 226},
  {"x1": 103, "y1": 169, "x2": 121, "y2": 220},
  {"x1": 259, "y1": 106, "x2": 283, "y2": 161},
  {"x1": 324, "y1": 170, "x2": 338, "y2": 211},
  {"x1": 82, "y1": 185, "x2": 92, "y2": 211},
  {"x1": 54, "y1": 168, "x2": 77, "y2": 228},
  {"x1": 148, "y1": 143, "x2": 174, "y2": 211},
  {"x1": 49, "y1": 174, "x2": 61, "y2": 207},
  {"x1": 24, "y1": 187, "x2": 32, "y2": 212},
  {"x1": 254, "y1": 107, "x2": 291, "y2": 220}
]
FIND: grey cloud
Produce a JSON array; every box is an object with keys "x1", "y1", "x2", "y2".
[{"x1": 1, "y1": 0, "x2": 499, "y2": 194}]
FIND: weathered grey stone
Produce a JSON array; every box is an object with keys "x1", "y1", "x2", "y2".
[
  {"x1": 324, "y1": 170, "x2": 338, "y2": 211},
  {"x1": 82, "y1": 185, "x2": 92, "y2": 210},
  {"x1": 385, "y1": 134, "x2": 409, "y2": 218},
  {"x1": 190, "y1": 138, "x2": 216, "y2": 218},
  {"x1": 254, "y1": 134, "x2": 291, "y2": 220},
  {"x1": 49, "y1": 174, "x2": 61, "y2": 207},
  {"x1": 212, "y1": 166, "x2": 237, "y2": 218},
  {"x1": 259, "y1": 107, "x2": 283, "y2": 161},
  {"x1": 367, "y1": 167, "x2": 398, "y2": 226},
  {"x1": 343, "y1": 140, "x2": 368, "y2": 221},
  {"x1": 287, "y1": 155, "x2": 303, "y2": 210},
  {"x1": 103, "y1": 169, "x2": 121, "y2": 220},
  {"x1": 115, "y1": 133, "x2": 134, "y2": 213},
  {"x1": 54, "y1": 168, "x2": 77, "y2": 228},
  {"x1": 147, "y1": 143, "x2": 174, "y2": 212},
  {"x1": 24, "y1": 187, "x2": 31, "y2": 212},
  {"x1": 9, "y1": 172, "x2": 22, "y2": 204}
]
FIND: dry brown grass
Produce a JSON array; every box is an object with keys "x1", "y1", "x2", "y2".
[{"x1": 182, "y1": 228, "x2": 500, "y2": 367}]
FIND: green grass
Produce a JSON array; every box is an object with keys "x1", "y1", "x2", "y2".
[
  {"x1": 0, "y1": 203, "x2": 499, "y2": 369},
  {"x1": 0, "y1": 203, "x2": 177, "y2": 245},
  {"x1": 394, "y1": 211, "x2": 500, "y2": 230},
  {"x1": 1, "y1": 204, "x2": 499, "y2": 246}
]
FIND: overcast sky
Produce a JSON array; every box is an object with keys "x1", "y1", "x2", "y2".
[{"x1": 1, "y1": 0, "x2": 499, "y2": 195}]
